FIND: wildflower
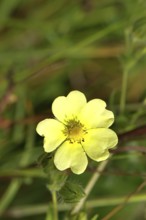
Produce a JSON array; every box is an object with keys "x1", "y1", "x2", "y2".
[{"x1": 36, "y1": 91, "x2": 118, "y2": 174}]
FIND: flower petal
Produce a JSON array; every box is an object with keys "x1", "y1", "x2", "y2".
[
  {"x1": 95, "y1": 150, "x2": 110, "y2": 162},
  {"x1": 79, "y1": 99, "x2": 114, "y2": 129},
  {"x1": 82, "y1": 128, "x2": 118, "y2": 161},
  {"x1": 52, "y1": 90, "x2": 87, "y2": 122},
  {"x1": 54, "y1": 141, "x2": 88, "y2": 174},
  {"x1": 36, "y1": 119, "x2": 66, "y2": 152}
]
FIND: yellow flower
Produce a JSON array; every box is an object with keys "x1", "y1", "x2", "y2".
[{"x1": 36, "y1": 91, "x2": 118, "y2": 174}]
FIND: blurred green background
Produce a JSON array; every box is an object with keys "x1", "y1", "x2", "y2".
[{"x1": 0, "y1": 0, "x2": 146, "y2": 219}]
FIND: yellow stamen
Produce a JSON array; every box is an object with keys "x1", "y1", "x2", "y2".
[{"x1": 63, "y1": 118, "x2": 86, "y2": 143}]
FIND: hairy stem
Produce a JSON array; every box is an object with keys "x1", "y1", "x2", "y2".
[{"x1": 51, "y1": 191, "x2": 58, "y2": 220}]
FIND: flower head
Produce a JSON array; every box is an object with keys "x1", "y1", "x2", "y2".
[{"x1": 36, "y1": 91, "x2": 118, "y2": 174}]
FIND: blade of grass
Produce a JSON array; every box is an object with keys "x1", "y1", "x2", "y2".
[{"x1": 5, "y1": 193, "x2": 146, "y2": 218}]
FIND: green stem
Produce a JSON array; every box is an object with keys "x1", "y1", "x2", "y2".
[
  {"x1": 6, "y1": 193, "x2": 146, "y2": 217},
  {"x1": 120, "y1": 68, "x2": 129, "y2": 114},
  {"x1": 119, "y1": 28, "x2": 132, "y2": 115},
  {"x1": 51, "y1": 191, "x2": 58, "y2": 220},
  {"x1": 0, "y1": 179, "x2": 22, "y2": 216},
  {"x1": 71, "y1": 160, "x2": 109, "y2": 215},
  {"x1": 0, "y1": 122, "x2": 35, "y2": 215}
]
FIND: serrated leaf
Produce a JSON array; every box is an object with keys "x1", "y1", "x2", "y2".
[{"x1": 59, "y1": 181, "x2": 85, "y2": 203}]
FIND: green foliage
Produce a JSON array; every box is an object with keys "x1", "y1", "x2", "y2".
[
  {"x1": 59, "y1": 181, "x2": 85, "y2": 203},
  {"x1": 0, "y1": 0, "x2": 146, "y2": 219},
  {"x1": 39, "y1": 153, "x2": 68, "y2": 192}
]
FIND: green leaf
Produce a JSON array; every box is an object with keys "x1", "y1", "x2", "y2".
[
  {"x1": 91, "y1": 214, "x2": 99, "y2": 220},
  {"x1": 38, "y1": 153, "x2": 68, "y2": 191},
  {"x1": 59, "y1": 180, "x2": 85, "y2": 203}
]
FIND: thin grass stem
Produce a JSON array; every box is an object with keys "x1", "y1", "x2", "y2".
[{"x1": 71, "y1": 159, "x2": 109, "y2": 215}]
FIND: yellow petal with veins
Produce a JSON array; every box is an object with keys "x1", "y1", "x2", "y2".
[
  {"x1": 52, "y1": 90, "x2": 86, "y2": 122},
  {"x1": 82, "y1": 128, "x2": 118, "y2": 161},
  {"x1": 36, "y1": 119, "x2": 66, "y2": 152},
  {"x1": 54, "y1": 141, "x2": 88, "y2": 174}
]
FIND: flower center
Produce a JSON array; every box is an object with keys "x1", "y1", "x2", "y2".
[{"x1": 63, "y1": 118, "x2": 86, "y2": 143}]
